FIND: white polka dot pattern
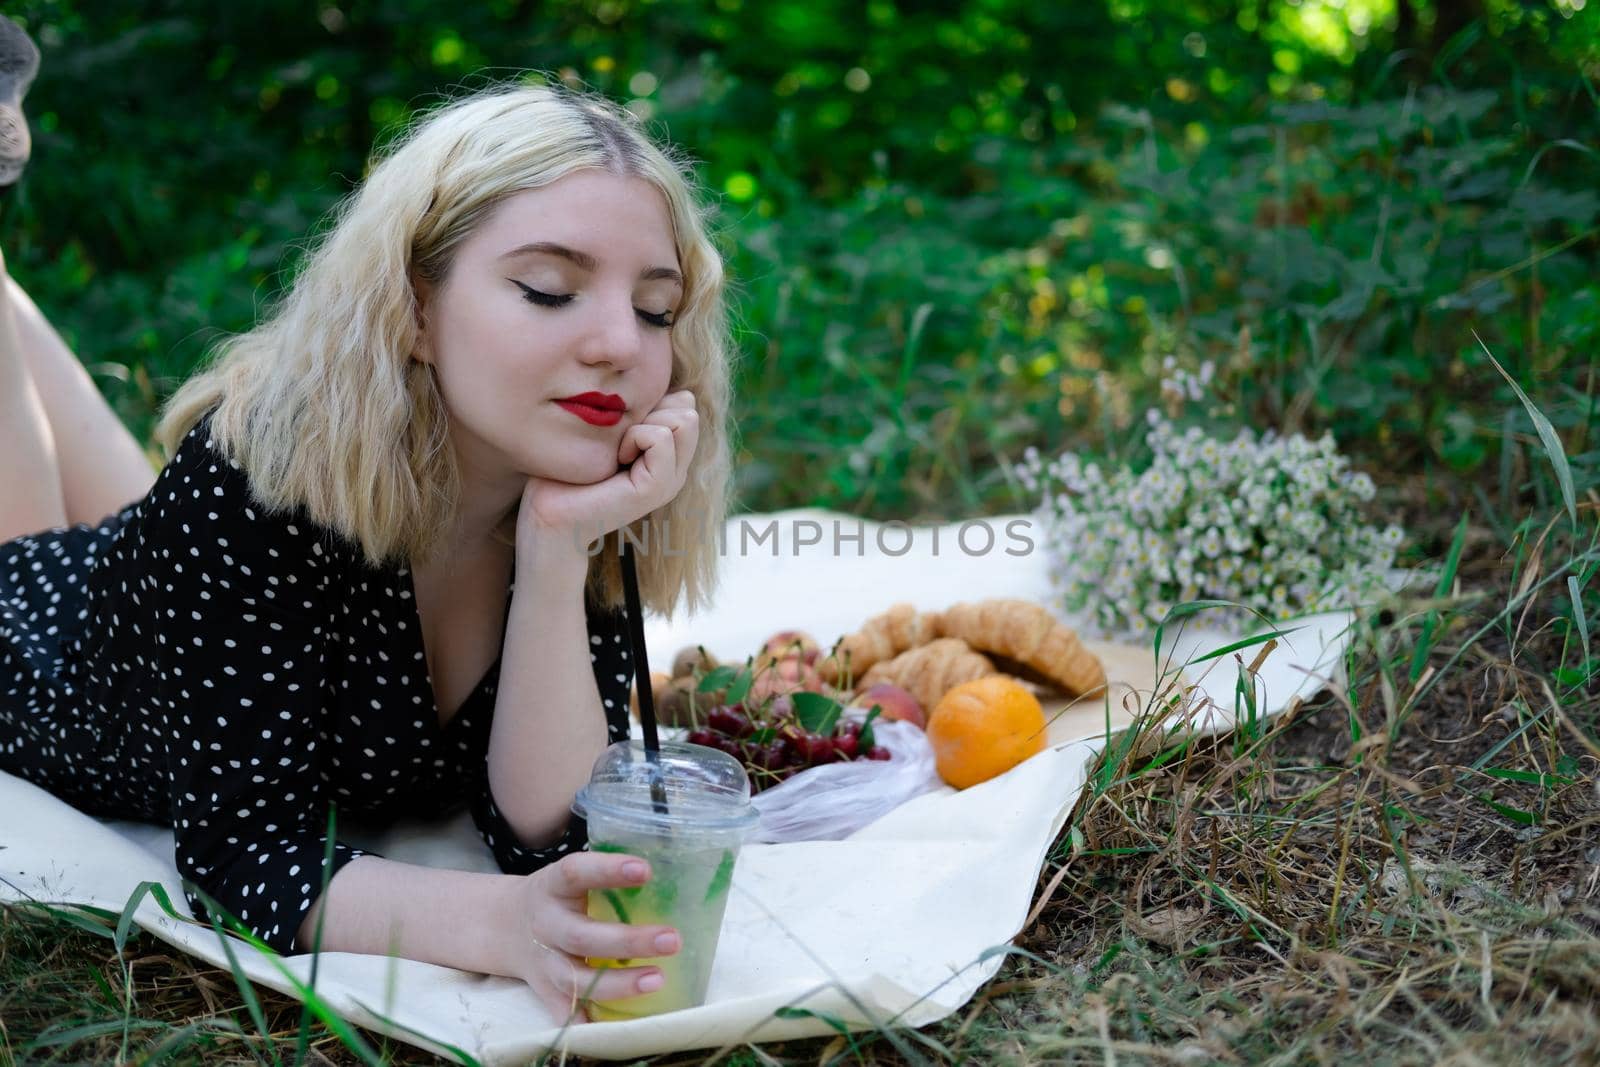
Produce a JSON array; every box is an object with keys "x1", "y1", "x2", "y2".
[{"x1": 0, "y1": 409, "x2": 636, "y2": 953}]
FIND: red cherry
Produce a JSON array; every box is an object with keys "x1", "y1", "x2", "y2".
[
  {"x1": 686, "y1": 728, "x2": 718, "y2": 748},
  {"x1": 708, "y1": 706, "x2": 754, "y2": 738},
  {"x1": 867, "y1": 746, "x2": 892, "y2": 761},
  {"x1": 834, "y1": 734, "x2": 859, "y2": 760}
]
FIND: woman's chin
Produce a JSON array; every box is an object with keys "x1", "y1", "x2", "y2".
[{"x1": 528, "y1": 455, "x2": 623, "y2": 487}]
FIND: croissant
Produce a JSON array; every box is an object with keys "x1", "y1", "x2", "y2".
[
  {"x1": 937, "y1": 598, "x2": 1105, "y2": 697},
  {"x1": 857, "y1": 637, "x2": 996, "y2": 712},
  {"x1": 818, "y1": 602, "x2": 944, "y2": 686}
]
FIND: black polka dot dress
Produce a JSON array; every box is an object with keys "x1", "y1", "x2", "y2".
[{"x1": 0, "y1": 410, "x2": 634, "y2": 954}]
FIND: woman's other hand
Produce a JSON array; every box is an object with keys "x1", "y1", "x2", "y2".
[
  {"x1": 502, "y1": 850, "x2": 681, "y2": 1026},
  {"x1": 516, "y1": 388, "x2": 698, "y2": 553}
]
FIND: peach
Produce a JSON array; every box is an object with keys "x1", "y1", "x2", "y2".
[
  {"x1": 758, "y1": 630, "x2": 821, "y2": 668},
  {"x1": 851, "y1": 682, "x2": 926, "y2": 730},
  {"x1": 748, "y1": 656, "x2": 823, "y2": 705}
]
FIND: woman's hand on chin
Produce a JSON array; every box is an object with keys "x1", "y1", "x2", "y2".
[{"x1": 515, "y1": 389, "x2": 699, "y2": 559}]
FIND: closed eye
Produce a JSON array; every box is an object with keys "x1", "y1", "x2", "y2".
[{"x1": 511, "y1": 280, "x2": 674, "y2": 329}]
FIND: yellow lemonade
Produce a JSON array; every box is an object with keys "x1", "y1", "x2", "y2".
[{"x1": 584, "y1": 836, "x2": 738, "y2": 1020}]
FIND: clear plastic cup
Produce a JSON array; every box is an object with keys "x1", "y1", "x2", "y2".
[{"x1": 572, "y1": 739, "x2": 760, "y2": 1020}]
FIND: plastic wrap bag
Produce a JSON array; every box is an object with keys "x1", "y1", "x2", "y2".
[{"x1": 749, "y1": 719, "x2": 943, "y2": 843}]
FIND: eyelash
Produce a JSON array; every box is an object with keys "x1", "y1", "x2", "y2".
[{"x1": 512, "y1": 281, "x2": 675, "y2": 330}]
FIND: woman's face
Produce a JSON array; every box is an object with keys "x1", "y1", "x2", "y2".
[{"x1": 413, "y1": 169, "x2": 681, "y2": 495}]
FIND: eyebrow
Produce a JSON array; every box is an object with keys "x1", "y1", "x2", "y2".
[{"x1": 499, "y1": 241, "x2": 683, "y2": 287}]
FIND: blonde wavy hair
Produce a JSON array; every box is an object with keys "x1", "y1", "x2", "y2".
[{"x1": 155, "y1": 79, "x2": 737, "y2": 620}]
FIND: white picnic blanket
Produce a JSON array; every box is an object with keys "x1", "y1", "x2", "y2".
[{"x1": 0, "y1": 508, "x2": 1355, "y2": 1062}]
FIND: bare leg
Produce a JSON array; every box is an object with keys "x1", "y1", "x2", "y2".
[
  {"x1": 0, "y1": 250, "x2": 67, "y2": 541},
  {"x1": 5, "y1": 275, "x2": 157, "y2": 527}
]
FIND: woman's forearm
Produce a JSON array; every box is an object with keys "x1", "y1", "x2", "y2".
[
  {"x1": 296, "y1": 855, "x2": 523, "y2": 976},
  {"x1": 486, "y1": 532, "x2": 611, "y2": 848}
]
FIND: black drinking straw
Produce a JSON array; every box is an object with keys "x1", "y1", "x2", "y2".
[{"x1": 619, "y1": 536, "x2": 670, "y2": 815}]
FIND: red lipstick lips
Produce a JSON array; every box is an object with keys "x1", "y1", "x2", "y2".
[{"x1": 556, "y1": 391, "x2": 625, "y2": 427}]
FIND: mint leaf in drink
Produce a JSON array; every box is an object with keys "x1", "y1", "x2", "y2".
[
  {"x1": 652, "y1": 870, "x2": 680, "y2": 911},
  {"x1": 705, "y1": 849, "x2": 736, "y2": 903},
  {"x1": 600, "y1": 888, "x2": 632, "y2": 925}
]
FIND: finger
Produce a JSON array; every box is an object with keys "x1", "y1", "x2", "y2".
[
  {"x1": 637, "y1": 406, "x2": 698, "y2": 429},
  {"x1": 652, "y1": 389, "x2": 696, "y2": 411},
  {"x1": 632, "y1": 426, "x2": 678, "y2": 487},
  {"x1": 557, "y1": 913, "x2": 681, "y2": 963},
  {"x1": 567, "y1": 959, "x2": 668, "y2": 1005},
  {"x1": 646, "y1": 406, "x2": 698, "y2": 458},
  {"x1": 618, "y1": 420, "x2": 669, "y2": 465},
  {"x1": 637, "y1": 415, "x2": 696, "y2": 466},
  {"x1": 671, "y1": 411, "x2": 700, "y2": 468},
  {"x1": 618, "y1": 428, "x2": 640, "y2": 466},
  {"x1": 630, "y1": 410, "x2": 697, "y2": 450},
  {"x1": 621, "y1": 424, "x2": 675, "y2": 472},
  {"x1": 550, "y1": 850, "x2": 653, "y2": 899}
]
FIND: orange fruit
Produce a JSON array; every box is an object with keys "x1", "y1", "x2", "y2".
[{"x1": 926, "y1": 676, "x2": 1047, "y2": 789}]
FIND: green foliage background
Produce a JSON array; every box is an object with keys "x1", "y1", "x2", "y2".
[{"x1": 2, "y1": 0, "x2": 1596, "y2": 524}]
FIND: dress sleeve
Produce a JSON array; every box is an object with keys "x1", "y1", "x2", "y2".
[
  {"x1": 470, "y1": 598, "x2": 634, "y2": 875},
  {"x1": 144, "y1": 418, "x2": 376, "y2": 954}
]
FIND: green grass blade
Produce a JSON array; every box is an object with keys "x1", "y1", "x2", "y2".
[
  {"x1": 195, "y1": 895, "x2": 279, "y2": 1067},
  {"x1": 22, "y1": 1018, "x2": 165, "y2": 1050},
  {"x1": 114, "y1": 880, "x2": 168, "y2": 954},
  {"x1": 1475, "y1": 793, "x2": 1539, "y2": 826},
  {"x1": 1189, "y1": 626, "x2": 1302, "y2": 666},
  {"x1": 1153, "y1": 599, "x2": 1238, "y2": 662},
  {"x1": 1481, "y1": 766, "x2": 1576, "y2": 788},
  {"x1": 1477, "y1": 331, "x2": 1578, "y2": 529},
  {"x1": 297, "y1": 805, "x2": 345, "y2": 1063},
  {"x1": 29, "y1": 903, "x2": 118, "y2": 940},
  {"x1": 1567, "y1": 574, "x2": 1591, "y2": 679},
  {"x1": 140, "y1": 1017, "x2": 253, "y2": 1065},
  {"x1": 773, "y1": 1004, "x2": 861, "y2": 1045},
  {"x1": 344, "y1": 996, "x2": 487, "y2": 1067},
  {"x1": 1410, "y1": 512, "x2": 1469, "y2": 684},
  {"x1": 175, "y1": 872, "x2": 415, "y2": 1067}
]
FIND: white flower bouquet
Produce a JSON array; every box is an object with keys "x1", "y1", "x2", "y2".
[{"x1": 1015, "y1": 411, "x2": 1405, "y2": 638}]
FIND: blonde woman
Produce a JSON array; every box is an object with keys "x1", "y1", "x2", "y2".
[{"x1": 0, "y1": 71, "x2": 735, "y2": 1026}]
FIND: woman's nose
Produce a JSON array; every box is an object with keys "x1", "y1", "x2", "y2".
[{"x1": 577, "y1": 294, "x2": 645, "y2": 369}]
